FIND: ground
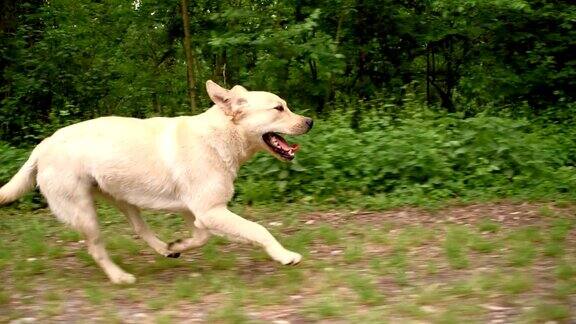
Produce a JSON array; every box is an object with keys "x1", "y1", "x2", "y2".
[{"x1": 0, "y1": 201, "x2": 575, "y2": 323}]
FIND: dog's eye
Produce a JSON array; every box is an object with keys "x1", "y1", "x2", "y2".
[{"x1": 274, "y1": 105, "x2": 284, "y2": 112}]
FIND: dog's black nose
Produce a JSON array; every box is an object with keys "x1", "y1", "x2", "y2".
[{"x1": 305, "y1": 118, "x2": 314, "y2": 130}]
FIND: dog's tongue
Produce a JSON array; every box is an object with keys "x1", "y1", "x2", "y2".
[{"x1": 276, "y1": 134, "x2": 300, "y2": 152}]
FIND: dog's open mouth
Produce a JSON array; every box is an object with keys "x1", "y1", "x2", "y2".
[{"x1": 263, "y1": 132, "x2": 300, "y2": 161}]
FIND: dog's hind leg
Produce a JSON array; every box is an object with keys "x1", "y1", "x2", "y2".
[
  {"x1": 113, "y1": 201, "x2": 177, "y2": 258},
  {"x1": 167, "y1": 211, "x2": 211, "y2": 253},
  {"x1": 39, "y1": 174, "x2": 135, "y2": 284}
]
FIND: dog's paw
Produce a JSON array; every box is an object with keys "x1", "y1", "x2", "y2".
[
  {"x1": 267, "y1": 246, "x2": 302, "y2": 265},
  {"x1": 110, "y1": 272, "x2": 136, "y2": 285},
  {"x1": 166, "y1": 252, "x2": 181, "y2": 258},
  {"x1": 166, "y1": 239, "x2": 186, "y2": 255},
  {"x1": 280, "y1": 250, "x2": 302, "y2": 265}
]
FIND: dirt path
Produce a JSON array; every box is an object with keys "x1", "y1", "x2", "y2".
[{"x1": 1, "y1": 202, "x2": 575, "y2": 323}]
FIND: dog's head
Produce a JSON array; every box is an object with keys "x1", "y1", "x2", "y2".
[{"x1": 206, "y1": 80, "x2": 313, "y2": 161}]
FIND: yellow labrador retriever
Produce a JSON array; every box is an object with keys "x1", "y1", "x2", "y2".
[{"x1": 0, "y1": 81, "x2": 313, "y2": 284}]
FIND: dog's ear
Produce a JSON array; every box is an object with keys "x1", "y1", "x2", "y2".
[
  {"x1": 230, "y1": 85, "x2": 248, "y2": 94},
  {"x1": 206, "y1": 80, "x2": 230, "y2": 109},
  {"x1": 230, "y1": 85, "x2": 248, "y2": 108},
  {"x1": 206, "y1": 80, "x2": 247, "y2": 119}
]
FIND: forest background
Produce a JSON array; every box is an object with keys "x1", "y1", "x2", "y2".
[{"x1": 1, "y1": 0, "x2": 575, "y2": 207}]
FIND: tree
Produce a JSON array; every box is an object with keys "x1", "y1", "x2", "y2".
[{"x1": 180, "y1": 0, "x2": 197, "y2": 113}]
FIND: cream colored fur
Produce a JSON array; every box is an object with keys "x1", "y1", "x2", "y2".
[{"x1": 0, "y1": 81, "x2": 312, "y2": 284}]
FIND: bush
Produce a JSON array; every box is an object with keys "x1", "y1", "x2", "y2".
[
  {"x1": 2, "y1": 107, "x2": 575, "y2": 208},
  {"x1": 236, "y1": 109, "x2": 576, "y2": 205},
  {"x1": 0, "y1": 142, "x2": 29, "y2": 186}
]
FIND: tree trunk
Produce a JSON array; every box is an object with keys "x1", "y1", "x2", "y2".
[
  {"x1": 180, "y1": 0, "x2": 197, "y2": 113},
  {"x1": 213, "y1": 50, "x2": 227, "y2": 87},
  {"x1": 426, "y1": 44, "x2": 431, "y2": 107}
]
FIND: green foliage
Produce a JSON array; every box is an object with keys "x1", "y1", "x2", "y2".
[
  {"x1": 1, "y1": 0, "x2": 575, "y2": 208},
  {"x1": 0, "y1": 142, "x2": 29, "y2": 185},
  {"x1": 1, "y1": 0, "x2": 575, "y2": 144},
  {"x1": 236, "y1": 107, "x2": 576, "y2": 205},
  {"x1": 2, "y1": 103, "x2": 576, "y2": 207}
]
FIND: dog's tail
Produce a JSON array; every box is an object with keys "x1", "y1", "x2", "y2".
[{"x1": 0, "y1": 147, "x2": 40, "y2": 205}]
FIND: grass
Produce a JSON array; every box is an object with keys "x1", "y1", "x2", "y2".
[
  {"x1": 526, "y1": 303, "x2": 571, "y2": 322},
  {"x1": 444, "y1": 226, "x2": 470, "y2": 269},
  {"x1": 0, "y1": 201, "x2": 575, "y2": 322}
]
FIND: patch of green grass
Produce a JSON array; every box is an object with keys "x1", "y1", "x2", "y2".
[
  {"x1": 13, "y1": 259, "x2": 47, "y2": 278},
  {"x1": 47, "y1": 245, "x2": 65, "y2": 259},
  {"x1": 44, "y1": 290, "x2": 61, "y2": 302},
  {"x1": 443, "y1": 227, "x2": 470, "y2": 269},
  {"x1": 538, "y1": 206, "x2": 557, "y2": 218},
  {"x1": 201, "y1": 242, "x2": 237, "y2": 270},
  {"x1": 436, "y1": 304, "x2": 483, "y2": 323},
  {"x1": 58, "y1": 229, "x2": 81, "y2": 242},
  {"x1": 508, "y1": 226, "x2": 541, "y2": 243},
  {"x1": 303, "y1": 295, "x2": 344, "y2": 320},
  {"x1": 316, "y1": 224, "x2": 340, "y2": 244},
  {"x1": 147, "y1": 297, "x2": 171, "y2": 311},
  {"x1": 75, "y1": 250, "x2": 95, "y2": 266},
  {"x1": 13, "y1": 279, "x2": 33, "y2": 295},
  {"x1": 386, "y1": 248, "x2": 409, "y2": 285},
  {"x1": 474, "y1": 272, "x2": 502, "y2": 292},
  {"x1": 549, "y1": 218, "x2": 573, "y2": 242},
  {"x1": 397, "y1": 226, "x2": 435, "y2": 248},
  {"x1": 542, "y1": 239, "x2": 564, "y2": 257},
  {"x1": 0, "y1": 289, "x2": 9, "y2": 305},
  {"x1": 259, "y1": 274, "x2": 283, "y2": 289},
  {"x1": 477, "y1": 218, "x2": 500, "y2": 233},
  {"x1": 414, "y1": 284, "x2": 445, "y2": 305},
  {"x1": 155, "y1": 314, "x2": 173, "y2": 324},
  {"x1": 435, "y1": 311, "x2": 461, "y2": 324},
  {"x1": 553, "y1": 200, "x2": 571, "y2": 208},
  {"x1": 553, "y1": 280, "x2": 576, "y2": 300},
  {"x1": 343, "y1": 243, "x2": 363, "y2": 264},
  {"x1": 369, "y1": 258, "x2": 384, "y2": 273},
  {"x1": 107, "y1": 235, "x2": 142, "y2": 256},
  {"x1": 346, "y1": 274, "x2": 384, "y2": 305},
  {"x1": 249, "y1": 289, "x2": 286, "y2": 306},
  {"x1": 207, "y1": 299, "x2": 249, "y2": 323},
  {"x1": 501, "y1": 273, "x2": 533, "y2": 295},
  {"x1": 446, "y1": 280, "x2": 476, "y2": 297},
  {"x1": 392, "y1": 301, "x2": 427, "y2": 319},
  {"x1": 444, "y1": 272, "x2": 501, "y2": 298},
  {"x1": 283, "y1": 228, "x2": 313, "y2": 253},
  {"x1": 507, "y1": 241, "x2": 536, "y2": 267},
  {"x1": 554, "y1": 261, "x2": 576, "y2": 280},
  {"x1": 366, "y1": 228, "x2": 389, "y2": 244},
  {"x1": 84, "y1": 286, "x2": 107, "y2": 305},
  {"x1": 279, "y1": 266, "x2": 305, "y2": 288},
  {"x1": 387, "y1": 247, "x2": 407, "y2": 268},
  {"x1": 525, "y1": 303, "x2": 570, "y2": 322},
  {"x1": 347, "y1": 307, "x2": 389, "y2": 322},
  {"x1": 42, "y1": 301, "x2": 64, "y2": 317},
  {"x1": 0, "y1": 243, "x2": 11, "y2": 268},
  {"x1": 172, "y1": 277, "x2": 202, "y2": 302},
  {"x1": 468, "y1": 233, "x2": 498, "y2": 253},
  {"x1": 22, "y1": 230, "x2": 49, "y2": 257},
  {"x1": 392, "y1": 269, "x2": 408, "y2": 286},
  {"x1": 426, "y1": 261, "x2": 439, "y2": 275}
]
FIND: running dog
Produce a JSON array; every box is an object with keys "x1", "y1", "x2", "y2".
[{"x1": 0, "y1": 81, "x2": 313, "y2": 283}]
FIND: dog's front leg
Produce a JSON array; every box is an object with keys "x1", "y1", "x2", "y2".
[
  {"x1": 195, "y1": 206, "x2": 302, "y2": 265},
  {"x1": 167, "y1": 211, "x2": 211, "y2": 253}
]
